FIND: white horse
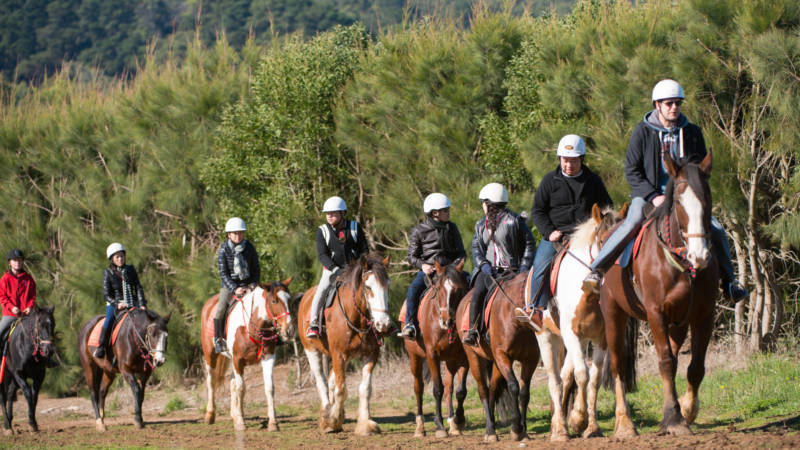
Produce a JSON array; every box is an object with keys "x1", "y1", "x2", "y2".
[{"x1": 200, "y1": 280, "x2": 296, "y2": 431}]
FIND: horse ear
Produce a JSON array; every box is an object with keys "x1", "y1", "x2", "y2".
[
  {"x1": 45, "y1": 305, "x2": 55, "y2": 315},
  {"x1": 592, "y1": 203, "x2": 602, "y2": 224},
  {"x1": 381, "y1": 255, "x2": 390, "y2": 268},
  {"x1": 163, "y1": 312, "x2": 171, "y2": 323},
  {"x1": 663, "y1": 151, "x2": 678, "y2": 178},
  {"x1": 281, "y1": 276, "x2": 293, "y2": 287},
  {"x1": 699, "y1": 149, "x2": 712, "y2": 175},
  {"x1": 455, "y1": 257, "x2": 465, "y2": 272},
  {"x1": 434, "y1": 260, "x2": 444, "y2": 274},
  {"x1": 619, "y1": 202, "x2": 629, "y2": 219}
]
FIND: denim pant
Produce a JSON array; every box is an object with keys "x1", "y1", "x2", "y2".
[
  {"x1": 529, "y1": 240, "x2": 557, "y2": 309},
  {"x1": 404, "y1": 270, "x2": 428, "y2": 327},
  {"x1": 101, "y1": 305, "x2": 116, "y2": 331},
  {"x1": 590, "y1": 197, "x2": 737, "y2": 283}
]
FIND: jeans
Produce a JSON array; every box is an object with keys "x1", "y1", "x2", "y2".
[
  {"x1": 529, "y1": 240, "x2": 557, "y2": 308},
  {"x1": 404, "y1": 270, "x2": 428, "y2": 327},
  {"x1": 101, "y1": 305, "x2": 116, "y2": 331},
  {"x1": 309, "y1": 268, "x2": 334, "y2": 326}
]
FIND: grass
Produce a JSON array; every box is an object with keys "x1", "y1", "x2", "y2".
[{"x1": 160, "y1": 395, "x2": 188, "y2": 416}]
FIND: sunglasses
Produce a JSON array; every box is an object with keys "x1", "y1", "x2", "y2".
[{"x1": 661, "y1": 100, "x2": 683, "y2": 108}]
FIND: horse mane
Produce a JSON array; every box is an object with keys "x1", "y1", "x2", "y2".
[
  {"x1": 341, "y1": 254, "x2": 389, "y2": 288},
  {"x1": 570, "y1": 206, "x2": 618, "y2": 250},
  {"x1": 654, "y1": 162, "x2": 711, "y2": 222}
]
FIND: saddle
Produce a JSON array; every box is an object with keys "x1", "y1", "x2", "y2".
[
  {"x1": 460, "y1": 272, "x2": 515, "y2": 334},
  {"x1": 88, "y1": 310, "x2": 132, "y2": 348},
  {"x1": 305, "y1": 270, "x2": 345, "y2": 335},
  {"x1": 0, "y1": 320, "x2": 20, "y2": 353}
]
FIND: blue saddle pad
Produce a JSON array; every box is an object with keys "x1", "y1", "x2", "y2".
[{"x1": 617, "y1": 238, "x2": 636, "y2": 269}]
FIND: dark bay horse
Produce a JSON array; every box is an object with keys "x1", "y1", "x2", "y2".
[
  {"x1": 78, "y1": 308, "x2": 170, "y2": 431},
  {"x1": 0, "y1": 306, "x2": 56, "y2": 435},
  {"x1": 600, "y1": 151, "x2": 718, "y2": 437},
  {"x1": 200, "y1": 280, "x2": 295, "y2": 431},
  {"x1": 403, "y1": 259, "x2": 470, "y2": 438},
  {"x1": 298, "y1": 255, "x2": 392, "y2": 435},
  {"x1": 456, "y1": 272, "x2": 551, "y2": 442}
]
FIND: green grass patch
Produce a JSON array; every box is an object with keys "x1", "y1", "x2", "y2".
[{"x1": 160, "y1": 395, "x2": 188, "y2": 416}]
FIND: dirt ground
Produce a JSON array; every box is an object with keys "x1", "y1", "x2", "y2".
[{"x1": 2, "y1": 342, "x2": 799, "y2": 449}]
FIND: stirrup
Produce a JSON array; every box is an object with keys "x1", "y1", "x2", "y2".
[
  {"x1": 93, "y1": 347, "x2": 106, "y2": 359},
  {"x1": 462, "y1": 329, "x2": 478, "y2": 346},
  {"x1": 514, "y1": 306, "x2": 543, "y2": 332},
  {"x1": 213, "y1": 337, "x2": 227, "y2": 354},
  {"x1": 581, "y1": 271, "x2": 602, "y2": 295},
  {"x1": 399, "y1": 324, "x2": 416, "y2": 339},
  {"x1": 306, "y1": 325, "x2": 320, "y2": 338}
]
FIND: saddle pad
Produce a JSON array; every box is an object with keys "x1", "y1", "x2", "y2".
[
  {"x1": 88, "y1": 311, "x2": 131, "y2": 348},
  {"x1": 204, "y1": 302, "x2": 234, "y2": 338},
  {"x1": 459, "y1": 284, "x2": 503, "y2": 331},
  {"x1": 549, "y1": 247, "x2": 568, "y2": 296},
  {"x1": 616, "y1": 218, "x2": 654, "y2": 268},
  {"x1": 398, "y1": 295, "x2": 429, "y2": 324}
]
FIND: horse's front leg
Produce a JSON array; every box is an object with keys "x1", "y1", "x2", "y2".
[
  {"x1": 25, "y1": 371, "x2": 45, "y2": 432},
  {"x1": 584, "y1": 344, "x2": 606, "y2": 437},
  {"x1": 354, "y1": 357, "x2": 380, "y2": 436},
  {"x1": 260, "y1": 353, "x2": 279, "y2": 431},
  {"x1": 450, "y1": 361, "x2": 468, "y2": 435},
  {"x1": 680, "y1": 310, "x2": 713, "y2": 425},
  {"x1": 408, "y1": 352, "x2": 426, "y2": 437},
  {"x1": 229, "y1": 360, "x2": 247, "y2": 431},
  {"x1": 647, "y1": 310, "x2": 690, "y2": 436},
  {"x1": 426, "y1": 353, "x2": 448, "y2": 437},
  {"x1": 324, "y1": 354, "x2": 346, "y2": 433},
  {"x1": 122, "y1": 371, "x2": 146, "y2": 429},
  {"x1": 1, "y1": 384, "x2": 13, "y2": 435},
  {"x1": 563, "y1": 331, "x2": 590, "y2": 435},
  {"x1": 518, "y1": 359, "x2": 535, "y2": 441},
  {"x1": 537, "y1": 330, "x2": 568, "y2": 441},
  {"x1": 604, "y1": 298, "x2": 637, "y2": 438},
  {"x1": 305, "y1": 348, "x2": 331, "y2": 430},
  {"x1": 466, "y1": 352, "x2": 496, "y2": 442}
]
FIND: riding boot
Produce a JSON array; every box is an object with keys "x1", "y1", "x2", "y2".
[
  {"x1": 94, "y1": 325, "x2": 110, "y2": 359},
  {"x1": 462, "y1": 293, "x2": 482, "y2": 346},
  {"x1": 213, "y1": 318, "x2": 227, "y2": 353},
  {"x1": 710, "y1": 218, "x2": 749, "y2": 302}
]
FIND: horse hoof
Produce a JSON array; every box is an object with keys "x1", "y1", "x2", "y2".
[
  {"x1": 234, "y1": 422, "x2": 246, "y2": 432},
  {"x1": 582, "y1": 426, "x2": 603, "y2": 438},
  {"x1": 354, "y1": 420, "x2": 380, "y2": 436},
  {"x1": 414, "y1": 430, "x2": 426, "y2": 438},
  {"x1": 30, "y1": 424, "x2": 39, "y2": 433},
  {"x1": 267, "y1": 421, "x2": 279, "y2": 432},
  {"x1": 483, "y1": 434, "x2": 498, "y2": 443},
  {"x1": 449, "y1": 428, "x2": 462, "y2": 436},
  {"x1": 204, "y1": 412, "x2": 215, "y2": 425},
  {"x1": 95, "y1": 420, "x2": 106, "y2": 432},
  {"x1": 134, "y1": 421, "x2": 144, "y2": 430},
  {"x1": 665, "y1": 423, "x2": 693, "y2": 436},
  {"x1": 613, "y1": 423, "x2": 637, "y2": 439},
  {"x1": 434, "y1": 429, "x2": 448, "y2": 438},
  {"x1": 510, "y1": 430, "x2": 528, "y2": 441},
  {"x1": 550, "y1": 429, "x2": 569, "y2": 442},
  {"x1": 568, "y1": 411, "x2": 588, "y2": 434}
]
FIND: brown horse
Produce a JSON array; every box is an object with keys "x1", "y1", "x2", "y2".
[
  {"x1": 403, "y1": 259, "x2": 470, "y2": 438},
  {"x1": 298, "y1": 255, "x2": 392, "y2": 435},
  {"x1": 200, "y1": 280, "x2": 295, "y2": 431},
  {"x1": 600, "y1": 151, "x2": 718, "y2": 437},
  {"x1": 456, "y1": 271, "x2": 550, "y2": 442},
  {"x1": 78, "y1": 308, "x2": 170, "y2": 431}
]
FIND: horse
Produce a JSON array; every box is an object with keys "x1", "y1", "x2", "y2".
[
  {"x1": 200, "y1": 280, "x2": 295, "y2": 431},
  {"x1": 0, "y1": 306, "x2": 56, "y2": 435},
  {"x1": 456, "y1": 270, "x2": 563, "y2": 442},
  {"x1": 78, "y1": 308, "x2": 170, "y2": 431},
  {"x1": 298, "y1": 255, "x2": 393, "y2": 436},
  {"x1": 403, "y1": 259, "x2": 470, "y2": 438},
  {"x1": 600, "y1": 151, "x2": 718, "y2": 437},
  {"x1": 542, "y1": 204, "x2": 626, "y2": 438}
]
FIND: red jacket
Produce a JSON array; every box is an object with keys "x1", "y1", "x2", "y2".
[{"x1": 0, "y1": 270, "x2": 37, "y2": 316}]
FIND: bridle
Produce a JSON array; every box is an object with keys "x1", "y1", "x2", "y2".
[
  {"x1": 130, "y1": 311, "x2": 166, "y2": 370},
  {"x1": 337, "y1": 269, "x2": 387, "y2": 345},
  {"x1": 239, "y1": 286, "x2": 291, "y2": 358},
  {"x1": 23, "y1": 312, "x2": 53, "y2": 362},
  {"x1": 661, "y1": 178, "x2": 712, "y2": 279}
]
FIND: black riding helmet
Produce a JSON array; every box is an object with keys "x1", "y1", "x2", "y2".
[{"x1": 7, "y1": 249, "x2": 24, "y2": 261}]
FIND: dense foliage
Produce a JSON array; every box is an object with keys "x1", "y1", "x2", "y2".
[{"x1": 1, "y1": 0, "x2": 798, "y2": 394}]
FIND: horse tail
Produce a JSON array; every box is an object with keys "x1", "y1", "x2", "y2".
[
  {"x1": 601, "y1": 345, "x2": 613, "y2": 390},
  {"x1": 491, "y1": 365, "x2": 515, "y2": 424},
  {"x1": 619, "y1": 316, "x2": 638, "y2": 392}
]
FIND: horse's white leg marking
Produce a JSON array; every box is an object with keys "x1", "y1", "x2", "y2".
[
  {"x1": 536, "y1": 330, "x2": 568, "y2": 441},
  {"x1": 261, "y1": 353, "x2": 278, "y2": 431},
  {"x1": 305, "y1": 349, "x2": 330, "y2": 411},
  {"x1": 327, "y1": 368, "x2": 336, "y2": 406},
  {"x1": 563, "y1": 329, "x2": 589, "y2": 433},
  {"x1": 680, "y1": 187, "x2": 709, "y2": 269},
  {"x1": 230, "y1": 368, "x2": 246, "y2": 431},
  {"x1": 204, "y1": 361, "x2": 216, "y2": 424},
  {"x1": 584, "y1": 345, "x2": 605, "y2": 437},
  {"x1": 354, "y1": 360, "x2": 379, "y2": 435}
]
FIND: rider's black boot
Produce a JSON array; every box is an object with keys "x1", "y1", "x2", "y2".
[{"x1": 94, "y1": 325, "x2": 110, "y2": 359}]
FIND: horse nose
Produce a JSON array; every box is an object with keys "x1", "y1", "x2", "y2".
[
  {"x1": 689, "y1": 248, "x2": 710, "y2": 270},
  {"x1": 284, "y1": 323, "x2": 296, "y2": 339}
]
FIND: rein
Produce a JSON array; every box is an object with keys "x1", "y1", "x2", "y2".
[
  {"x1": 130, "y1": 311, "x2": 157, "y2": 370},
  {"x1": 237, "y1": 289, "x2": 290, "y2": 359}
]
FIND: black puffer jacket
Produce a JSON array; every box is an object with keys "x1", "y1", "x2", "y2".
[
  {"x1": 531, "y1": 165, "x2": 613, "y2": 239},
  {"x1": 407, "y1": 218, "x2": 466, "y2": 270},
  {"x1": 316, "y1": 219, "x2": 369, "y2": 271},
  {"x1": 217, "y1": 239, "x2": 261, "y2": 291},
  {"x1": 472, "y1": 210, "x2": 536, "y2": 272},
  {"x1": 103, "y1": 265, "x2": 146, "y2": 308},
  {"x1": 625, "y1": 111, "x2": 707, "y2": 200}
]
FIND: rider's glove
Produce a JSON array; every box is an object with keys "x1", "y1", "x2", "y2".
[{"x1": 480, "y1": 263, "x2": 493, "y2": 276}]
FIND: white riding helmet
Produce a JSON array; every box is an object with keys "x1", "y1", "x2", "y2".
[
  {"x1": 478, "y1": 183, "x2": 509, "y2": 203},
  {"x1": 423, "y1": 193, "x2": 451, "y2": 213},
  {"x1": 106, "y1": 242, "x2": 126, "y2": 259},
  {"x1": 224, "y1": 217, "x2": 247, "y2": 232},
  {"x1": 556, "y1": 134, "x2": 586, "y2": 157},
  {"x1": 322, "y1": 196, "x2": 347, "y2": 213},
  {"x1": 652, "y1": 79, "x2": 685, "y2": 103}
]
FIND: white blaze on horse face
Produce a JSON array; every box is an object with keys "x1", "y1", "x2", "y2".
[
  {"x1": 277, "y1": 290, "x2": 292, "y2": 327},
  {"x1": 441, "y1": 278, "x2": 454, "y2": 329},
  {"x1": 154, "y1": 331, "x2": 168, "y2": 366},
  {"x1": 680, "y1": 186, "x2": 710, "y2": 269},
  {"x1": 364, "y1": 273, "x2": 391, "y2": 333}
]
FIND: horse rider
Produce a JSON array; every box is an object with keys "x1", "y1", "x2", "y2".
[
  {"x1": 399, "y1": 193, "x2": 466, "y2": 339},
  {"x1": 214, "y1": 217, "x2": 261, "y2": 353},
  {"x1": 581, "y1": 79, "x2": 748, "y2": 301},
  {"x1": 306, "y1": 196, "x2": 370, "y2": 338},
  {"x1": 0, "y1": 249, "x2": 37, "y2": 343},
  {"x1": 523, "y1": 135, "x2": 613, "y2": 330},
  {"x1": 462, "y1": 183, "x2": 536, "y2": 346},
  {"x1": 94, "y1": 243, "x2": 148, "y2": 359}
]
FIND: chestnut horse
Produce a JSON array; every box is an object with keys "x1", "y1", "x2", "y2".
[
  {"x1": 456, "y1": 271, "x2": 558, "y2": 442},
  {"x1": 200, "y1": 280, "x2": 295, "y2": 431},
  {"x1": 298, "y1": 255, "x2": 392, "y2": 435},
  {"x1": 600, "y1": 151, "x2": 718, "y2": 437},
  {"x1": 78, "y1": 308, "x2": 170, "y2": 431},
  {"x1": 403, "y1": 259, "x2": 469, "y2": 438}
]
